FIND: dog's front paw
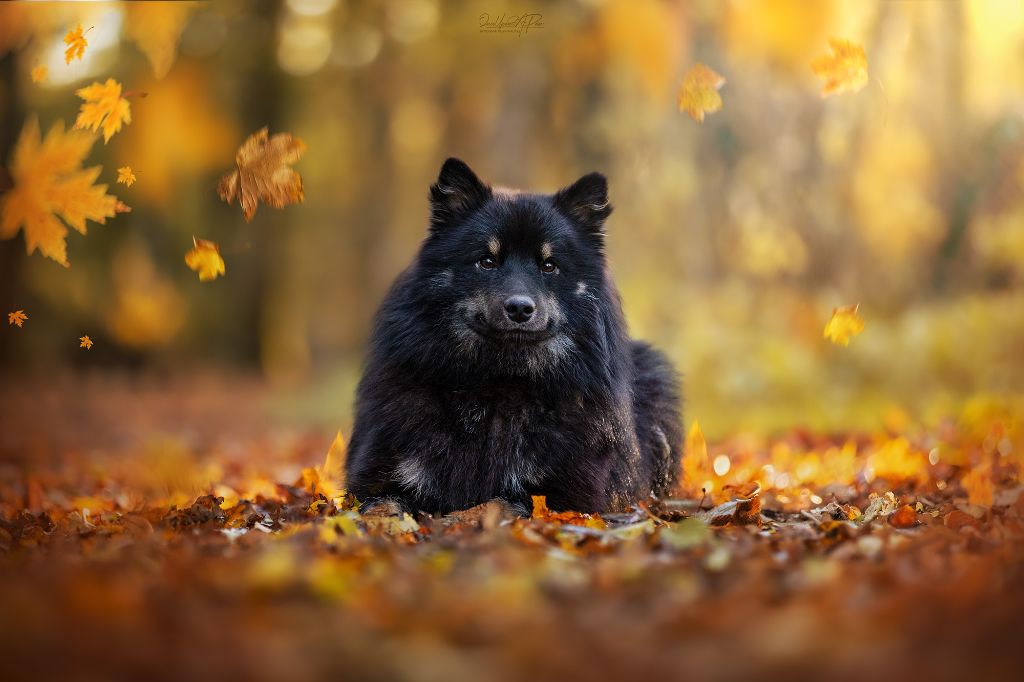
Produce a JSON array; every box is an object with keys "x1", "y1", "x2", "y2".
[
  {"x1": 441, "y1": 497, "x2": 527, "y2": 531},
  {"x1": 360, "y1": 497, "x2": 410, "y2": 517}
]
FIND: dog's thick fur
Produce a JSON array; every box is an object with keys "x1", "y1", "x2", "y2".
[{"x1": 346, "y1": 159, "x2": 682, "y2": 514}]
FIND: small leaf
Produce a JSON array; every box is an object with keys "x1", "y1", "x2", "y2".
[
  {"x1": 117, "y1": 166, "x2": 137, "y2": 187},
  {"x1": 699, "y1": 482, "x2": 761, "y2": 526},
  {"x1": 316, "y1": 431, "x2": 347, "y2": 499},
  {"x1": 531, "y1": 495, "x2": 549, "y2": 519},
  {"x1": 79, "y1": 335, "x2": 93, "y2": 349},
  {"x1": 184, "y1": 236, "x2": 225, "y2": 282},
  {"x1": 677, "y1": 63, "x2": 725, "y2": 123},
  {"x1": 824, "y1": 304, "x2": 865, "y2": 346},
  {"x1": 31, "y1": 65, "x2": 48, "y2": 83},
  {"x1": 888, "y1": 504, "x2": 918, "y2": 528},
  {"x1": 811, "y1": 38, "x2": 868, "y2": 97},
  {"x1": 8, "y1": 310, "x2": 28, "y2": 327},
  {"x1": 64, "y1": 24, "x2": 88, "y2": 64}
]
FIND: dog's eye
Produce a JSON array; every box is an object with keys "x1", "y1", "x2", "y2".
[
  {"x1": 541, "y1": 259, "x2": 558, "y2": 274},
  {"x1": 478, "y1": 256, "x2": 498, "y2": 270}
]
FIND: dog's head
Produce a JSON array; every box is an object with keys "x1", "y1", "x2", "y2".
[{"x1": 415, "y1": 158, "x2": 613, "y2": 376}]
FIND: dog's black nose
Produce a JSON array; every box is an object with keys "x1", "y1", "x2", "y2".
[{"x1": 503, "y1": 295, "x2": 536, "y2": 323}]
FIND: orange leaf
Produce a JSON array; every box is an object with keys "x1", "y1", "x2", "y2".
[
  {"x1": 0, "y1": 118, "x2": 123, "y2": 266},
  {"x1": 677, "y1": 63, "x2": 725, "y2": 123},
  {"x1": 117, "y1": 166, "x2": 137, "y2": 187},
  {"x1": 888, "y1": 504, "x2": 918, "y2": 528},
  {"x1": 184, "y1": 236, "x2": 225, "y2": 282},
  {"x1": 74, "y1": 79, "x2": 132, "y2": 143},
  {"x1": 316, "y1": 431, "x2": 347, "y2": 499},
  {"x1": 531, "y1": 495, "x2": 549, "y2": 519},
  {"x1": 79, "y1": 335, "x2": 93, "y2": 349},
  {"x1": 824, "y1": 304, "x2": 865, "y2": 346},
  {"x1": 811, "y1": 38, "x2": 868, "y2": 97},
  {"x1": 7, "y1": 310, "x2": 27, "y2": 327},
  {"x1": 63, "y1": 23, "x2": 88, "y2": 64},
  {"x1": 682, "y1": 420, "x2": 711, "y2": 493},
  {"x1": 962, "y1": 462, "x2": 994, "y2": 507},
  {"x1": 124, "y1": 2, "x2": 198, "y2": 78}
]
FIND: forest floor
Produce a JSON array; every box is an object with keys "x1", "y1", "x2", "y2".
[{"x1": 0, "y1": 375, "x2": 1022, "y2": 681}]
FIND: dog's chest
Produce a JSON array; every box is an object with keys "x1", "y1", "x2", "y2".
[{"x1": 394, "y1": 391, "x2": 599, "y2": 505}]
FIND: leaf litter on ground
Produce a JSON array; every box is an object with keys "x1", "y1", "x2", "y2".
[{"x1": 0, "y1": 381, "x2": 1022, "y2": 681}]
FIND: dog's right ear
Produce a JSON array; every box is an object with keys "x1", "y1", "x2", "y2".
[{"x1": 429, "y1": 158, "x2": 491, "y2": 231}]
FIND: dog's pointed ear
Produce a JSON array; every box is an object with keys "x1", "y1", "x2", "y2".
[
  {"x1": 554, "y1": 172, "x2": 612, "y2": 237},
  {"x1": 429, "y1": 158, "x2": 491, "y2": 231}
]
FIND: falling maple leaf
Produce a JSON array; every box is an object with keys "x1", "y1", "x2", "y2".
[
  {"x1": 64, "y1": 23, "x2": 88, "y2": 64},
  {"x1": 124, "y1": 2, "x2": 198, "y2": 79},
  {"x1": 184, "y1": 236, "x2": 225, "y2": 281},
  {"x1": 79, "y1": 335, "x2": 93, "y2": 349},
  {"x1": 824, "y1": 304, "x2": 865, "y2": 346},
  {"x1": 8, "y1": 310, "x2": 28, "y2": 327},
  {"x1": 74, "y1": 79, "x2": 132, "y2": 143},
  {"x1": 677, "y1": 63, "x2": 725, "y2": 123},
  {"x1": 30, "y1": 64, "x2": 47, "y2": 83},
  {"x1": 0, "y1": 117, "x2": 124, "y2": 267},
  {"x1": 117, "y1": 166, "x2": 137, "y2": 187},
  {"x1": 811, "y1": 38, "x2": 868, "y2": 97},
  {"x1": 218, "y1": 127, "x2": 307, "y2": 221}
]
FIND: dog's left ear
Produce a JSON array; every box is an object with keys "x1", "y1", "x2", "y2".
[{"x1": 554, "y1": 172, "x2": 613, "y2": 236}]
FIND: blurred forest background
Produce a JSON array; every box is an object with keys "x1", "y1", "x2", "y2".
[{"x1": 1, "y1": 0, "x2": 1023, "y2": 438}]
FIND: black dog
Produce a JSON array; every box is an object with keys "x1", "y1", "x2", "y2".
[{"x1": 346, "y1": 159, "x2": 682, "y2": 515}]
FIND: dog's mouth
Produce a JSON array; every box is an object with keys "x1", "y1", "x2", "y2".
[{"x1": 467, "y1": 314, "x2": 555, "y2": 345}]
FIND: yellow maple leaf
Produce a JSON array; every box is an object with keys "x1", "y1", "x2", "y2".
[
  {"x1": 74, "y1": 79, "x2": 132, "y2": 143},
  {"x1": 317, "y1": 431, "x2": 347, "y2": 499},
  {"x1": 824, "y1": 304, "x2": 865, "y2": 346},
  {"x1": 79, "y1": 335, "x2": 93, "y2": 349},
  {"x1": 184, "y1": 236, "x2": 225, "y2": 281},
  {"x1": 124, "y1": 2, "x2": 198, "y2": 78},
  {"x1": 0, "y1": 117, "x2": 125, "y2": 267},
  {"x1": 811, "y1": 38, "x2": 868, "y2": 97},
  {"x1": 682, "y1": 420, "x2": 712, "y2": 494},
  {"x1": 64, "y1": 23, "x2": 88, "y2": 64},
  {"x1": 8, "y1": 310, "x2": 28, "y2": 327},
  {"x1": 117, "y1": 166, "x2": 137, "y2": 187},
  {"x1": 677, "y1": 63, "x2": 726, "y2": 123},
  {"x1": 218, "y1": 128, "x2": 307, "y2": 222},
  {"x1": 30, "y1": 64, "x2": 47, "y2": 83}
]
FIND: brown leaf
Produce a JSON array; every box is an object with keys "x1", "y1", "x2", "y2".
[
  {"x1": 218, "y1": 128, "x2": 306, "y2": 221},
  {"x1": 888, "y1": 504, "x2": 918, "y2": 528},
  {"x1": 700, "y1": 482, "x2": 761, "y2": 526},
  {"x1": 943, "y1": 509, "x2": 981, "y2": 531}
]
